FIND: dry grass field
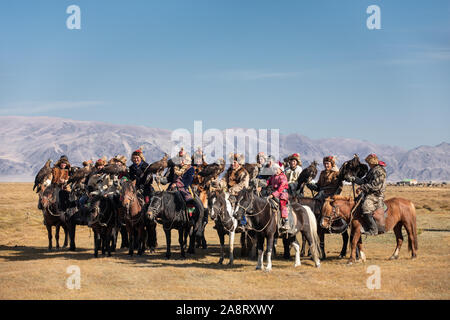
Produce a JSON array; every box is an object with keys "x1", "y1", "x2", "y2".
[{"x1": 0, "y1": 183, "x2": 449, "y2": 300}]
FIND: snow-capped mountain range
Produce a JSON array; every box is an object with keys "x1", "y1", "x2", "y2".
[{"x1": 0, "y1": 116, "x2": 448, "y2": 182}]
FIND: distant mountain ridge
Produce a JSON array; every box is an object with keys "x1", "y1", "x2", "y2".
[{"x1": 0, "y1": 116, "x2": 448, "y2": 182}]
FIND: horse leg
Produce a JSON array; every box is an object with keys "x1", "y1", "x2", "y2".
[
  {"x1": 46, "y1": 224, "x2": 53, "y2": 251},
  {"x1": 389, "y1": 223, "x2": 403, "y2": 260},
  {"x1": 165, "y1": 228, "x2": 171, "y2": 259},
  {"x1": 318, "y1": 229, "x2": 326, "y2": 260},
  {"x1": 348, "y1": 224, "x2": 360, "y2": 265},
  {"x1": 128, "y1": 227, "x2": 134, "y2": 256},
  {"x1": 217, "y1": 229, "x2": 225, "y2": 264},
  {"x1": 62, "y1": 225, "x2": 68, "y2": 248},
  {"x1": 265, "y1": 234, "x2": 275, "y2": 271},
  {"x1": 55, "y1": 225, "x2": 61, "y2": 250},
  {"x1": 404, "y1": 220, "x2": 418, "y2": 259},
  {"x1": 358, "y1": 236, "x2": 366, "y2": 263},
  {"x1": 291, "y1": 236, "x2": 301, "y2": 267},
  {"x1": 300, "y1": 233, "x2": 306, "y2": 257},
  {"x1": 229, "y1": 229, "x2": 235, "y2": 266},
  {"x1": 256, "y1": 235, "x2": 265, "y2": 270},
  {"x1": 106, "y1": 228, "x2": 112, "y2": 257},
  {"x1": 120, "y1": 225, "x2": 129, "y2": 249},
  {"x1": 283, "y1": 235, "x2": 291, "y2": 260},
  {"x1": 68, "y1": 222, "x2": 76, "y2": 251},
  {"x1": 93, "y1": 230, "x2": 99, "y2": 258},
  {"x1": 179, "y1": 228, "x2": 187, "y2": 259},
  {"x1": 305, "y1": 230, "x2": 321, "y2": 268},
  {"x1": 339, "y1": 230, "x2": 349, "y2": 259},
  {"x1": 187, "y1": 225, "x2": 195, "y2": 255}
]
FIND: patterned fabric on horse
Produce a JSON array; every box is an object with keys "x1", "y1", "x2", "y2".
[{"x1": 174, "y1": 164, "x2": 195, "y2": 202}]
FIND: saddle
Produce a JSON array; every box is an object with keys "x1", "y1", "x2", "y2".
[
  {"x1": 360, "y1": 202, "x2": 388, "y2": 235},
  {"x1": 269, "y1": 198, "x2": 297, "y2": 235}
]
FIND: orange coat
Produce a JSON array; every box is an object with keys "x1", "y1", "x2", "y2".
[{"x1": 52, "y1": 167, "x2": 69, "y2": 185}]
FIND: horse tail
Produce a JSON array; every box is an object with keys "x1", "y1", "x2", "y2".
[
  {"x1": 408, "y1": 201, "x2": 418, "y2": 252},
  {"x1": 303, "y1": 205, "x2": 321, "y2": 263}
]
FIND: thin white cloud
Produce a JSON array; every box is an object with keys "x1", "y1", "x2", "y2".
[
  {"x1": 198, "y1": 70, "x2": 300, "y2": 81},
  {"x1": 384, "y1": 46, "x2": 450, "y2": 65},
  {"x1": 0, "y1": 100, "x2": 105, "y2": 115}
]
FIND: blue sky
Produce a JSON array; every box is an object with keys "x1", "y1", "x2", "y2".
[{"x1": 1, "y1": 0, "x2": 449, "y2": 149}]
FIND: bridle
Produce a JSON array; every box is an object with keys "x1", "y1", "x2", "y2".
[{"x1": 235, "y1": 191, "x2": 269, "y2": 218}]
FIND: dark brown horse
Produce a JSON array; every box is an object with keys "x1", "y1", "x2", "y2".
[
  {"x1": 321, "y1": 195, "x2": 418, "y2": 264},
  {"x1": 119, "y1": 180, "x2": 146, "y2": 256},
  {"x1": 88, "y1": 195, "x2": 117, "y2": 257},
  {"x1": 39, "y1": 185, "x2": 68, "y2": 250}
]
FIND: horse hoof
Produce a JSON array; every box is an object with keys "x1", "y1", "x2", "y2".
[
  {"x1": 218, "y1": 259, "x2": 224, "y2": 265},
  {"x1": 256, "y1": 265, "x2": 263, "y2": 270},
  {"x1": 315, "y1": 262, "x2": 321, "y2": 268},
  {"x1": 389, "y1": 255, "x2": 398, "y2": 260}
]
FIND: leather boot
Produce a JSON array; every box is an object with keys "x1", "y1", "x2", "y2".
[{"x1": 362, "y1": 213, "x2": 378, "y2": 235}]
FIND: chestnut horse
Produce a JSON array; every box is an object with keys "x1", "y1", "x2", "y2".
[{"x1": 321, "y1": 195, "x2": 418, "y2": 264}]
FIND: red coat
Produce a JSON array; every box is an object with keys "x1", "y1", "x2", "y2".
[{"x1": 267, "y1": 172, "x2": 289, "y2": 201}]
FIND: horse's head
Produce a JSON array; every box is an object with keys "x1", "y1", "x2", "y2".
[
  {"x1": 320, "y1": 195, "x2": 354, "y2": 230},
  {"x1": 339, "y1": 154, "x2": 368, "y2": 182},
  {"x1": 233, "y1": 188, "x2": 253, "y2": 221},
  {"x1": 208, "y1": 189, "x2": 226, "y2": 220},
  {"x1": 119, "y1": 180, "x2": 136, "y2": 208},
  {"x1": 147, "y1": 192, "x2": 163, "y2": 220}
]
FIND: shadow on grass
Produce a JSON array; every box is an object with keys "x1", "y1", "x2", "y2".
[{"x1": 0, "y1": 245, "x2": 93, "y2": 262}]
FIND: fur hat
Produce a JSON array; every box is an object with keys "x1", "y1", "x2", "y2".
[
  {"x1": 323, "y1": 155, "x2": 336, "y2": 166},
  {"x1": 131, "y1": 148, "x2": 145, "y2": 162},
  {"x1": 95, "y1": 157, "x2": 107, "y2": 168},
  {"x1": 229, "y1": 153, "x2": 245, "y2": 165},
  {"x1": 82, "y1": 160, "x2": 93, "y2": 167},
  {"x1": 256, "y1": 152, "x2": 267, "y2": 162},
  {"x1": 55, "y1": 156, "x2": 70, "y2": 169},
  {"x1": 173, "y1": 152, "x2": 191, "y2": 165},
  {"x1": 365, "y1": 154, "x2": 386, "y2": 166},
  {"x1": 112, "y1": 155, "x2": 127, "y2": 166},
  {"x1": 288, "y1": 153, "x2": 302, "y2": 166}
]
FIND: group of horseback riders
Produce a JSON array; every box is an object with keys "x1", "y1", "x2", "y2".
[{"x1": 46, "y1": 147, "x2": 387, "y2": 237}]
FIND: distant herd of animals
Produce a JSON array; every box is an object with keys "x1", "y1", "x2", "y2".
[{"x1": 32, "y1": 152, "x2": 418, "y2": 270}]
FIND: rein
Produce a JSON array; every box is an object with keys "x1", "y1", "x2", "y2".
[{"x1": 237, "y1": 192, "x2": 274, "y2": 233}]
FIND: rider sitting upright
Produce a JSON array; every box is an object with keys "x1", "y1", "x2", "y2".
[
  {"x1": 267, "y1": 161, "x2": 290, "y2": 230},
  {"x1": 307, "y1": 155, "x2": 342, "y2": 201},
  {"x1": 349, "y1": 154, "x2": 387, "y2": 235}
]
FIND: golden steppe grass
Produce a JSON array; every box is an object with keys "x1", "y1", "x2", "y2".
[{"x1": 0, "y1": 183, "x2": 449, "y2": 300}]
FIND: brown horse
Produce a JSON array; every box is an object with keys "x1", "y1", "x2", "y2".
[
  {"x1": 119, "y1": 180, "x2": 146, "y2": 256},
  {"x1": 39, "y1": 184, "x2": 68, "y2": 251},
  {"x1": 321, "y1": 195, "x2": 418, "y2": 264}
]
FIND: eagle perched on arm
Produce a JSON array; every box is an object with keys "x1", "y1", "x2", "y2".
[
  {"x1": 67, "y1": 161, "x2": 94, "y2": 186},
  {"x1": 33, "y1": 159, "x2": 53, "y2": 193},
  {"x1": 198, "y1": 158, "x2": 226, "y2": 187},
  {"x1": 147, "y1": 153, "x2": 169, "y2": 175},
  {"x1": 296, "y1": 160, "x2": 318, "y2": 195}
]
